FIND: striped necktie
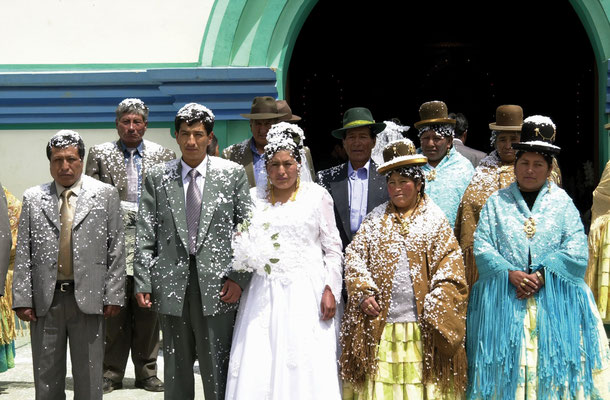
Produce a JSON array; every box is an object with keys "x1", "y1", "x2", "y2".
[
  {"x1": 126, "y1": 148, "x2": 138, "y2": 202},
  {"x1": 186, "y1": 169, "x2": 202, "y2": 255}
]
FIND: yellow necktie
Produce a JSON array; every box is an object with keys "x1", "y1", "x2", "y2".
[{"x1": 57, "y1": 189, "x2": 74, "y2": 280}]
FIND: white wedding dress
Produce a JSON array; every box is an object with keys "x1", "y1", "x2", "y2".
[{"x1": 225, "y1": 181, "x2": 343, "y2": 400}]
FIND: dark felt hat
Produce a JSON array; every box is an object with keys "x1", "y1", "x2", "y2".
[
  {"x1": 414, "y1": 101, "x2": 455, "y2": 129},
  {"x1": 489, "y1": 105, "x2": 523, "y2": 131},
  {"x1": 331, "y1": 107, "x2": 386, "y2": 139},
  {"x1": 240, "y1": 96, "x2": 287, "y2": 120},
  {"x1": 276, "y1": 100, "x2": 301, "y2": 122},
  {"x1": 512, "y1": 115, "x2": 560, "y2": 155},
  {"x1": 377, "y1": 139, "x2": 428, "y2": 174}
]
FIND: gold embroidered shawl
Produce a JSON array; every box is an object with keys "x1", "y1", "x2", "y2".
[{"x1": 339, "y1": 195, "x2": 468, "y2": 394}]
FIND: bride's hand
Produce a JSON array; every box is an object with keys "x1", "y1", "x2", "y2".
[{"x1": 320, "y1": 286, "x2": 336, "y2": 321}]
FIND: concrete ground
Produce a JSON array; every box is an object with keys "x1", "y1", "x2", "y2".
[{"x1": 0, "y1": 334, "x2": 206, "y2": 399}]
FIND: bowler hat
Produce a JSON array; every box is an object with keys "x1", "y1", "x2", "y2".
[
  {"x1": 377, "y1": 139, "x2": 428, "y2": 175},
  {"x1": 240, "y1": 96, "x2": 287, "y2": 120},
  {"x1": 331, "y1": 107, "x2": 386, "y2": 139},
  {"x1": 512, "y1": 115, "x2": 560, "y2": 155},
  {"x1": 414, "y1": 101, "x2": 455, "y2": 129},
  {"x1": 276, "y1": 100, "x2": 301, "y2": 122},
  {"x1": 489, "y1": 105, "x2": 523, "y2": 131}
]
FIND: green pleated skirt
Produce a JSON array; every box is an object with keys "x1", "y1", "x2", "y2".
[{"x1": 343, "y1": 322, "x2": 461, "y2": 400}]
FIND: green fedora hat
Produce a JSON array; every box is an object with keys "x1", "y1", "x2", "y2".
[{"x1": 331, "y1": 107, "x2": 387, "y2": 139}]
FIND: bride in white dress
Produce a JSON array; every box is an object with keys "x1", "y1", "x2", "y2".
[{"x1": 225, "y1": 122, "x2": 343, "y2": 400}]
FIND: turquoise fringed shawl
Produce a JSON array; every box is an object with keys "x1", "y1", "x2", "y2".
[
  {"x1": 467, "y1": 182, "x2": 604, "y2": 399},
  {"x1": 421, "y1": 146, "x2": 474, "y2": 227}
]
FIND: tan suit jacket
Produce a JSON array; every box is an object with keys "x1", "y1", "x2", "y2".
[
  {"x1": 85, "y1": 139, "x2": 176, "y2": 201},
  {"x1": 12, "y1": 175, "x2": 125, "y2": 316}
]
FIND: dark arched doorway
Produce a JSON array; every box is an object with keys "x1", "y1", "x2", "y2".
[{"x1": 287, "y1": 0, "x2": 596, "y2": 214}]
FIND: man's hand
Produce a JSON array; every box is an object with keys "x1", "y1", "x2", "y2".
[
  {"x1": 220, "y1": 279, "x2": 242, "y2": 303},
  {"x1": 320, "y1": 286, "x2": 336, "y2": 321},
  {"x1": 136, "y1": 292, "x2": 152, "y2": 308},
  {"x1": 15, "y1": 307, "x2": 37, "y2": 322},
  {"x1": 103, "y1": 305, "x2": 121, "y2": 318}
]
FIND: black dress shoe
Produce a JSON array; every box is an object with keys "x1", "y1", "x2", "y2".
[
  {"x1": 135, "y1": 376, "x2": 164, "y2": 392},
  {"x1": 103, "y1": 377, "x2": 122, "y2": 394}
]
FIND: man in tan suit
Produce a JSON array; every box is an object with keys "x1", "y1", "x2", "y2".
[
  {"x1": 13, "y1": 130, "x2": 125, "y2": 399},
  {"x1": 86, "y1": 98, "x2": 175, "y2": 393},
  {"x1": 222, "y1": 96, "x2": 315, "y2": 187}
]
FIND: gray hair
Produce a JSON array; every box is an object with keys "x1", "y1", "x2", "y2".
[{"x1": 115, "y1": 98, "x2": 149, "y2": 121}]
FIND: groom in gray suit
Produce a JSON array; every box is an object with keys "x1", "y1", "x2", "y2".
[
  {"x1": 134, "y1": 103, "x2": 252, "y2": 400},
  {"x1": 13, "y1": 130, "x2": 125, "y2": 400}
]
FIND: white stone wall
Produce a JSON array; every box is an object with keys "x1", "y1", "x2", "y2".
[{"x1": 0, "y1": 0, "x2": 213, "y2": 65}]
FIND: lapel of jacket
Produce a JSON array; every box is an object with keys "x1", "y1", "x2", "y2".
[
  {"x1": 72, "y1": 177, "x2": 96, "y2": 228},
  {"x1": 109, "y1": 141, "x2": 128, "y2": 194},
  {"x1": 140, "y1": 140, "x2": 157, "y2": 179},
  {"x1": 196, "y1": 157, "x2": 216, "y2": 251},
  {"x1": 241, "y1": 140, "x2": 256, "y2": 187},
  {"x1": 329, "y1": 163, "x2": 351, "y2": 241},
  {"x1": 165, "y1": 161, "x2": 189, "y2": 251},
  {"x1": 367, "y1": 160, "x2": 386, "y2": 212},
  {"x1": 41, "y1": 183, "x2": 60, "y2": 231}
]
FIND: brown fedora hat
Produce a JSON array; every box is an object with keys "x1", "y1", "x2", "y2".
[
  {"x1": 413, "y1": 101, "x2": 455, "y2": 128},
  {"x1": 489, "y1": 105, "x2": 523, "y2": 131},
  {"x1": 240, "y1": 96, "x2": 287, "y2": 120},
  {"x1": 276, "y1": 100, "x2": 301, "y2": 121}
]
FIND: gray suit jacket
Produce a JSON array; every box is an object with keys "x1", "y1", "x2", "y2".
[
  {"x1": 12, "y1": 175, "x2": 125, "y2": 316},
  {"x1": 317, "y1": 160, "x2": 389, "y2": 249},
  {"x1": 222, "y1": 138, "x2": 316, "y2": 188},
  {"x1": 86, "y1": 139, "x2": 176, "y2": 201},
  {"x1": 453, "y1": 139, "x2": 486, "y2": 168},
  {"x1": 133, "y1": 156, "x2": 252, "y2": 317},
  {"x1": 0, "y1": 186, "x2": 11, "y2": 295}
]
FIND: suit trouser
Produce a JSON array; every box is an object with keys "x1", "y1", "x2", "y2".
[
  {"x1": 103, "y1": 275, "x2": 160, "y2": 382},
  {"x1": 160, "y1": 260, "x2": 235, "y2": 400},
  {"x1": 30, "y1": 288, "x2": 105, "y2": 400}
]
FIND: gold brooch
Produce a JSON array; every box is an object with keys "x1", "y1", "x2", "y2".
[
  {"x1": 524, "y1": 217, "x2": 536, "y2": 239},
  {"x1": 427, "y1": 169, "x2": 437, "y2": 181},
  {"x1": 399, "y1": 220, "x2": 410, "y2": 236}
]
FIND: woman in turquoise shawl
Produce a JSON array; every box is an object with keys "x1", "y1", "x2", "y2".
[{"x1": 467, "y1": 116, "x2": 610, "y2": 399}]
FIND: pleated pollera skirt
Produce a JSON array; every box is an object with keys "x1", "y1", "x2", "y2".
[{"x1": 343, "y1": 322, "x2": 461, "y2": 400}]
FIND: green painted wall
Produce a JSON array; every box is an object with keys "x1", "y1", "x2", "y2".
[{"x1": 569, "y1": 0, "x2": 610, "y2": 170}]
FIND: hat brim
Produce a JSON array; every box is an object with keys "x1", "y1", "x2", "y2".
[
  {"x1": 332, "y1": 122, "x2": 386, "y2": 139},
  {"x1": 281, "y1": 114, "x2": 302, "y2": 122},
  {"x1": 489, "y1": 122, "x2": 522, "y2": 131},
  {"x1": 413, "y1": 118, "x2": 456, "y2": 129},
  {"x1": 240, "y1": 112, "x2": 287, "y2": 120},
  {"x1": 377, "y1": 155, "x2": 428, "y2": 175},
  {"x1": 512, "y1": 141, "x2": 561, "y2": 155}
]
